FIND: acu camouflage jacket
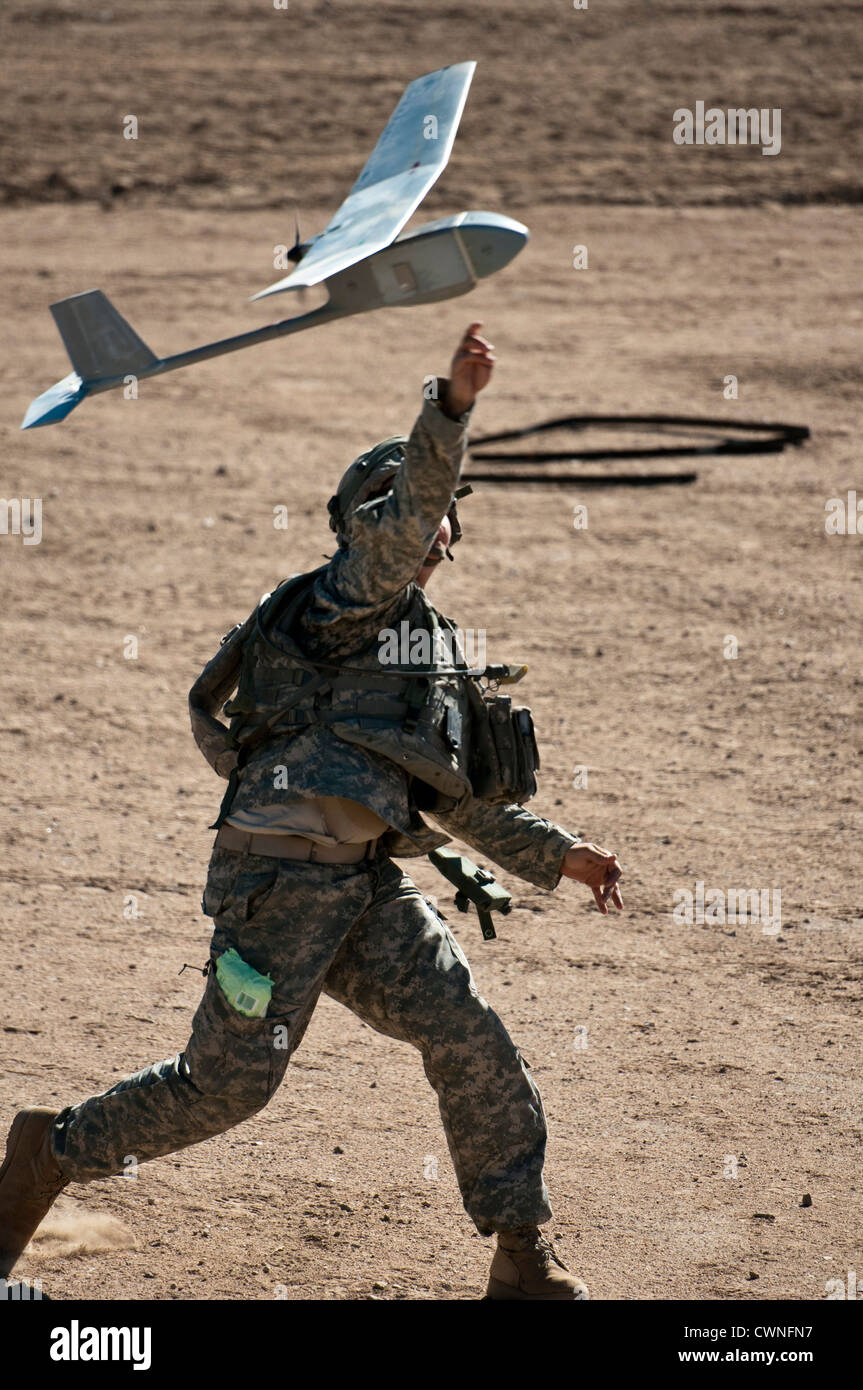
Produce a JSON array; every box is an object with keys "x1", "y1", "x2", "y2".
[{"x1": 189, "y1": 382, "x2": 579, "y2": 891}]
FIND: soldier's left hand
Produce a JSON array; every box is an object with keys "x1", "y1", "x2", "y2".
[{"x1": 560, "y1": 843, "x2": 624, "y2": 914}]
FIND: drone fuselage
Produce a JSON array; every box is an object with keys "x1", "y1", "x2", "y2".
[{"x1": 326, "y1": 211, "x2": 528, "y2": 313}]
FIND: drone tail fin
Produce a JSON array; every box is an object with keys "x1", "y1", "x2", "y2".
[
  {"x1": 22, "y1": 290, "x2": 159, "y2": 429},
  {"x1": 49, "y1": 290, "x2": 159, "y2": 382}
]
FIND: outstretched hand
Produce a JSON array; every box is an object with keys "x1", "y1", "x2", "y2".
[
  {"x1": 446, "y1": 322, "x2": 496, "y2": 416},
  {"x1": 560, "y1": 842, "x2": 624, "y2": 915}
]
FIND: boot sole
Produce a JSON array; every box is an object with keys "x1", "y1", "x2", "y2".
[{"x1": 486, "y1": 1275, "x2": 589, "y2": 1301}]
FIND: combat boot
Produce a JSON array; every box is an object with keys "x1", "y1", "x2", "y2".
[
  {"x1": 486, "y1": 1225, "x2": 589, "y2": 1300},
  {"x1": 0, "y1": 1108, "x2": 68, "y2": 1277}
]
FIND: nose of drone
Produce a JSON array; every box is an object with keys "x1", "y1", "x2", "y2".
[{"x1": 455, "y1": 211, "x2": 529, "y2": 281}]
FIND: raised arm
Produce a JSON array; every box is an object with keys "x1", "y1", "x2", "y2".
[{"x1": 320, "y1": 323, "x2": 495, "y2": 609}]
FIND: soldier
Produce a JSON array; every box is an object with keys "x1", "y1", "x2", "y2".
[{"x1": 0, "y1": 323, "x2": 623, "y2": 1301}]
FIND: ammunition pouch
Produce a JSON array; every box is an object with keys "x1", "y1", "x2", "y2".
[{"x1": 466, "y1": 687, "x2": 540, "y2": 805}]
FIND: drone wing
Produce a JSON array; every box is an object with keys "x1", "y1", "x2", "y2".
[{"x1": 251, "y1": 61, "x2": 476, "y2": 301}]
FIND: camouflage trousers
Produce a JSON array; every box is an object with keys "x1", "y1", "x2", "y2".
[{"x1": 51, "y1": 843, "x2": 552, "y2": 1235}]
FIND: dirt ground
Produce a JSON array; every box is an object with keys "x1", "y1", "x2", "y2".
[{"x1": 1, "y1": 0, "x2": 862, "y2": 1301}]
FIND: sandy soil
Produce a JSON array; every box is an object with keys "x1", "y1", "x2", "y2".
[{"x1": 1, "y1": 0, "x2": 861, "y2": 1301}]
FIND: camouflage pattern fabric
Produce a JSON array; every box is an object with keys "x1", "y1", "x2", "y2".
[
  {"x1": 189, "y1": 379, "x2": 579, "y2": 870},
  {"x1": 49, "y1": 377, "x2": 581, "y2": 1235},
  {"x1": 52, "y1": 844, "x2": 552, "y2": 1235}
]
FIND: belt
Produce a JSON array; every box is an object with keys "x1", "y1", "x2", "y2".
[{"x1": 215, "y1": 823, "x2": 377, "y2": 863}]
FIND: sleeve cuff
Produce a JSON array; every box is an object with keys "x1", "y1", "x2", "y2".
[
  {"x1": 541, "y1": 830, "x2": 583, "y2": 890},
  {"x1": 421, "y1": 377, "x2": 473, "y2": 436}
]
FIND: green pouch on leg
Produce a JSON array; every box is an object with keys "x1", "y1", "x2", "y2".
[{"x1": 215, "y1": 948, "x2": 273, "y2": 1019}]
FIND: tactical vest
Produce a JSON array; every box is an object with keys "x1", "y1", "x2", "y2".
[
  {"x1": 202, "y1": 565, "x2": 541, "y2": 832},
  {"x1": 223, "y1": 567, "x2": 480, "y2": 811}
]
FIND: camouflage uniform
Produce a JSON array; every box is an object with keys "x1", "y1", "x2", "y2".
[{"x1": 50, "y1": 380, "x2": 579, "y2": 1237}]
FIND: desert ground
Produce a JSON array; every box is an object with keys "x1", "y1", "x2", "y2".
[{"x1": 1, "y1": 0, "x2": 861, "y2": 1300}]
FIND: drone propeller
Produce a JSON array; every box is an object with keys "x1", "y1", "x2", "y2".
[
  {"x1": 284, "y1": 213, "x2": 311, "y2": 303},
  {"x1": 287, "y1": 213, "x2": 307, "y2": 265}
]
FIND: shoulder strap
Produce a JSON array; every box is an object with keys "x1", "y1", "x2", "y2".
[{"x1": 255, "y1": 566, "x2": 327, "y2": 652}]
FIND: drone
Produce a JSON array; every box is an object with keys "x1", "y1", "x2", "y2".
[{"x1": 22, "y1": 62, "x2": 527, "y2": 430}]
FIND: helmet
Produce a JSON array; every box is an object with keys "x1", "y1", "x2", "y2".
[{"x1": 327, "y1": 436, "x2": 468, "y2": 554}]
